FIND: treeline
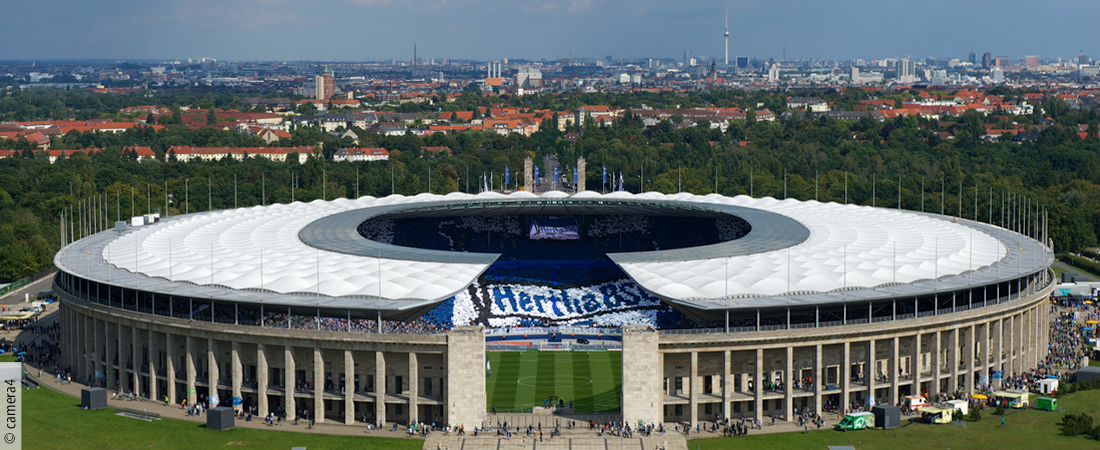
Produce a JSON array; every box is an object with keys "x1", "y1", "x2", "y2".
[{"x1": 1, "y1": 88, "x2": 1099, "y2": 282}]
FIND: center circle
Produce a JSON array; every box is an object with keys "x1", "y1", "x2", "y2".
[{"x1": 516, "y1": 375, "x2": 593, "y2": 388}]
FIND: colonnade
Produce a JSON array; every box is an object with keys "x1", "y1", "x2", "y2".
[
  {"x1": 651, "y1": 281, "x2": 1052, "y2": 426},
  {"x1": 59, "y1": 295, "x2": 486, "y2": 429}
]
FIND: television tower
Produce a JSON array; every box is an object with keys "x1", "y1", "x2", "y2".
[{"x1": 724, "y1": 8, "x2": 730, "y2": 66}]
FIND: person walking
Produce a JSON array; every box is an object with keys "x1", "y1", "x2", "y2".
[{"x1": 1001, "y1": 417, "x2": 1005, "y2": 428}]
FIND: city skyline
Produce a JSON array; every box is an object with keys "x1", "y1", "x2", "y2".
[{"x1": 5, "y1": 0, "x2": 1100, "y2": 62}]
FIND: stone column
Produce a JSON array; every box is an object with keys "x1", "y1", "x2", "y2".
[
  {"x1": 912, "y1": 333, "x2": 921, "y2": 394},
  {"x1": 933, "y1": 331, "x2": 941, "y2": 394},
  {"x1": 148, "y1": 330, "x2": 157, "y2": 402},
  {"x1": 841, "y1": 342, "x2": 850, "y2": 413},
  {"x1": 993, "y1": 319, "x2": 1003, "y2": 389},
  {"x1": 231, "y1": 342, "x2": 242, "y2": 411},
  {"x1": 867, "y1": 339, "x2": 876, "y2": 397},
  {"x1": 285, "y1": 346, "x2": 296, "y2": 419},
  {"x1": 208, "y1": 338, "x2": 220, "y2": 406},
  {"x1": 754, "y1": 348, "x2": 763, "y2": 422},
  {"x1": 948, "y1": 329, "x2": 959, "y2": 393},
  {"x1": 965, "y1": 325, "x2": 975, "y2": 393},
  {"x1": 313, "y1": 348, "x2": 324, "y2": 423},
  {"x1": 722, "y1": 350, "x2": 731, "y2": 420},
  {"x1": 96, "y1": 319, "x2": 106, "y2": 387},
  {"x1": 409, "y1": 352, "x2": 419, "y2": 424},
  {"x1": 105, "y1": 322, "x2": 116, "y2": 388},
  {"x1": 1038, "y1": 299, "x2": 1047, "y2": 358},
  {"x1": 83, "y1": 315, "x2": 93, "y2": 382},
  {"x1": 977, "y1": 323, "x2": 988, "y2": 389},
  {"x1": 166, "y1": 333, "x2": 176, "y2": 404},
  {"x1": 1007, "y1": 314, "x2": 1016, "y2": 375},
  {"x1": 344, "y1": 350, "x2": 354, "y2": 424},
  {"x1": 1022, "y1": 311, "x2": 1029, "y2": 371},
  {"x1": 446, "y1": 326, "x2": 486, "y2": 429},
  {"x1": 186, "y1": 336, "x2": 197, "y2": 406},
  {"x1": 658, "y1": 352, "x2": 665, "y2": 411},
  {"x1": 257, "y1": 344, "x2": 269, "y2": 415},
  {"x1": 813, "y1": 344, "x2": 822, "y2": 417},
  {"x1": 890, "y1": 336, "x2": 899, "y2": 405},
  {"x1": 784, "y1": 347, "x2": 793, "y2": 422},
  {"x1": 1028, "y1": 308, "x2": 1036, "y2": 370},
  {"x1": 131, "y1": 327, "x2": 141, "y2": 396},
  {"x1": 1028, "y1": 308, "x2": 1035, "y2": 369},
  {"x1": 689, "y1": 351, "x2": 698, "y2": 427},
  {"x1": 1020, "y1": 310, "x2": 1029, "y2": 372},
  {"x1": 375, "y1": 351, "x2": 386, "y2": 426}
]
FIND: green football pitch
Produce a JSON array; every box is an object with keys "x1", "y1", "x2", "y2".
[{"x1": 486, "y1": 350, "x2": 622, "y2": 414}]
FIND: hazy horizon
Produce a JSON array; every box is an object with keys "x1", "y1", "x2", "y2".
[{"x1": 6, "y1": 0, "x2": 1099, "y2": 63}]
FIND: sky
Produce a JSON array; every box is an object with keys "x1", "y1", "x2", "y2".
[{"x1": 5, "y1": 0, "x2": 1100, "y2": 63}]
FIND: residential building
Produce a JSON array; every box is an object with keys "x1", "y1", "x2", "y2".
[
  {"x1": 332, "y1": 147, "x2": 389, "y2": 162},
  {"x1": 315, "y1": 70, "x2": 335, "y2": 100},
  {"x1": 787, "y1": 97, "x2": 829, "y2": 112},
  {"x1": 166, "y1": 146, "x2": 313, "y2": 163}
]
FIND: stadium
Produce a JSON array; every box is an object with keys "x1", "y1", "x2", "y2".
[{"x1": 53, "y1": 190, "x2": 1054, "y2": 430}]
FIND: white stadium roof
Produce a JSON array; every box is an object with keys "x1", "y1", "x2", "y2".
[{"x1": 53, "y1": 190, "x2": 1050, "y2": 313}]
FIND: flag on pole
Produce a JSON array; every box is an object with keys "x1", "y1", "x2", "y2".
[
  {"x1": 619, "y1": 172, "x2": 624, "y2": 191},
  {"x1": 534, "y1": 165, "x2": 540, "y2": 187},
  {"x1": 602, "y1": 165, "x2": 607, "y2": 184},
  {"x1": 573, "y1": 166, "x2": 578, "y2": 188},
  {"x1": 505, "y1": 166, "x2": 510, "y2": 186},
  {"x1": 554, "y1": 165, "x2": 559, "y2": 185},
  {"x1": 483, "y1": 172, "x2": 487, "y2": 192}
]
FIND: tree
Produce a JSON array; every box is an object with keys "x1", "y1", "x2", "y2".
[{"x1": 207, "y1": 108, "x2": 218, "y2": 126}]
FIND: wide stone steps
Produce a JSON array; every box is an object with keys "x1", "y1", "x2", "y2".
[{"x1": 423, "y1": 432, "x2": 688, "y2": 450}]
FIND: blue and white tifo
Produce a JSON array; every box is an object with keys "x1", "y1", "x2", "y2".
[
  {"x1": 80, "y1": 190, "x2": 1037, "y2": 331},
  {"x1": 450, "y1": 279, "x2": 675, "y2": 328}
]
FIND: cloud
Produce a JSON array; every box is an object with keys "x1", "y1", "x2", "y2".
[{"x1": 567, "y1": 0, "x2": 594, "y2": 13}]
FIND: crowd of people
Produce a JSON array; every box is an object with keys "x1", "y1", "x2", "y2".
[
  {"x1": 258, "y1": 313, "x2": 445, "y2": 334},
  {"x1": 717, "y1": 417, "x2": 761, "y2": 436}
]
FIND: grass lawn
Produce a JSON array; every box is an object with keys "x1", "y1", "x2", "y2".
[
  {"x1": 690, "y1": 390, "x2": 1100, "y2": 450},
  {"x1": 487, "y1": 350, "x2": 621, "y2": 414},
  {"x1": 24, "y1": 387, "x2": 422, "y2": 450}
]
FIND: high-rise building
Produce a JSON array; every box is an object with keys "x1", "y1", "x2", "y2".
[
  {"x1": 898, "y1": 58, "x2": 916, "y2": 83},
  {"x1": 736, "y1": 56, "x2": 749, "y2": 69},
  {"x1": 314, "y1": 67, "x2": 334, "y2": 100},
  {"x1": 1079, "y1": 51, "x2": 1091, "y2": 66},
  {"x1": 982, "y1": 52, "x2": 992, "y2": 69},
  {"x1": 968, "y1": 52, "x2": 976, "y2": 64},
  {"x1": 1024, "y1": 56, "x2": 1039, "y2": 68},
  {"x1": 768, "y1": 63, "x2": 780, "y2": 82},
  {"x1": 994, "y1": 56, "x2": 1010, "y2": 68},
  {"x1": 684, "y1": 49, "x2": 692, "y2": 67}
]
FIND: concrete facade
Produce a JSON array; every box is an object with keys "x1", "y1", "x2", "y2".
[
  {"x1": 445, "y1": 326, "x2": 486, "y2": 428},
  {"x1": 56, "y1": 270, "x2": 1053, "y2": 430},
  {"x1": 60, "y1": 295, "x2": 456, "y2": 427},
  {"x1": 621, "y1": 325, "x2": 660, "y2": 426},
  {"x1": 649, "y1": 279, "x2": 1052, "y2": 426}
]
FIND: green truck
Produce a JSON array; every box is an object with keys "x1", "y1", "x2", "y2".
[
  {"x1": 835, "y1": 412, "x2": 876, "y2": 431},
  {"x1": 1037, "y1": 397, "x2": 1057, "y2": 411}
]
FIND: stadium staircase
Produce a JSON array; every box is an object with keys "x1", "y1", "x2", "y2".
[{"x1": 423, "y1": 417, "x2": 688, "y2": 450}]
